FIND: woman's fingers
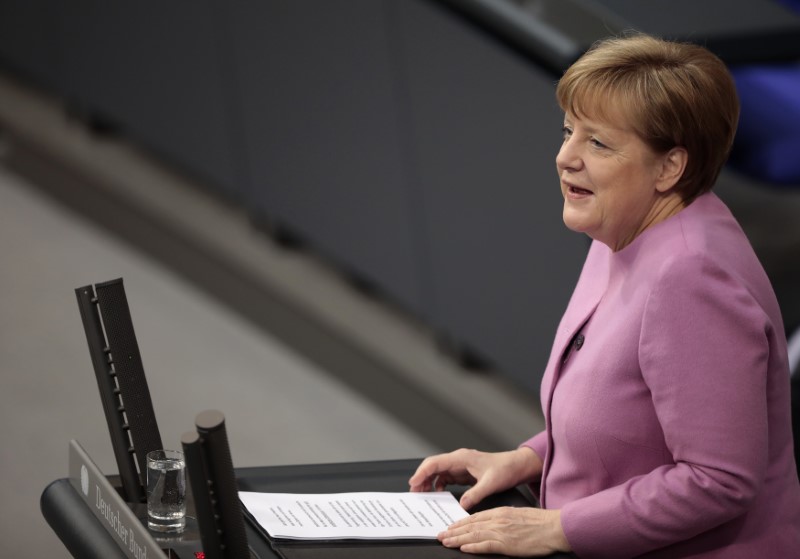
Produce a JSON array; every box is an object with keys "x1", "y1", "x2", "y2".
[
  {"x1": 408, "y1": 450, "x2": 477, "y2": 492},
  {"x1": 438, "y1": 508, "x2": 570, "y2": 557}
]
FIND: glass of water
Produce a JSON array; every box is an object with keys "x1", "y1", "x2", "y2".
[{"x1": 146, "y1": 449, "x2": 186, "y2": 533}]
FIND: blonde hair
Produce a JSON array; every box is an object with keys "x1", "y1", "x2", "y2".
[{"x1": 557, "y1": 33, "x2": 740, "y2": 200}]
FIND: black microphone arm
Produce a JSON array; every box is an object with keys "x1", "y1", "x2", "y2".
[{"x1": 182, "y1": 410, "x2": 250, "y2": 559}]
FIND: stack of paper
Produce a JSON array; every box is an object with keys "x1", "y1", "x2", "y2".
[{"x1": 239, "y1": 491, "x2": 469, "y2": 540}]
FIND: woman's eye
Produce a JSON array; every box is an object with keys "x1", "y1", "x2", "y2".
[
  {"x1": 561, "y1": 126, "x2": 573, "y2": 139},
  {"x1": 590, "y1": 138, "x2": 607, "y2": 149}
]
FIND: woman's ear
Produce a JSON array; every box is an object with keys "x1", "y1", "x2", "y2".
[{"x1": 656, "y1": 147, "x2": 688, "y2": 193}]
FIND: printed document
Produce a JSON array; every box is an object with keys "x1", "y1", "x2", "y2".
[{"x1": 239, "y1": 491, "x2": 469, "y2": 540}]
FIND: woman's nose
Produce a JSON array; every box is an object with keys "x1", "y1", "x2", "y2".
[{"x1": 556, "y1": 138, "x2": 582, "y2": 172}]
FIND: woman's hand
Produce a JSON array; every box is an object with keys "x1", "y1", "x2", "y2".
[
  {"x1": 439, "y1": 507, "x2": 571, "y2": 556},
  {"x1": 408, "y1": 447, "x2": 542, "y2": 510}
]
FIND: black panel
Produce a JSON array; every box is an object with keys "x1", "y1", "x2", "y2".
[
  {"x1": 95, "y1": 279, "x2": 163, "y2": 486},
  {"x1": 75, "y1": 283, "x2": 146, "y2": 503}
]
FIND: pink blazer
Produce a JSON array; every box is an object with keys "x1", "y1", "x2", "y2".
[{"x1": 522, "y1": 193, "x2": 800, "y2": 558}]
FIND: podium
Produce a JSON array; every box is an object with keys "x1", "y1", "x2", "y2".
[{"x1": 41, "y1": 451, "x2": 576, "y2": 558}]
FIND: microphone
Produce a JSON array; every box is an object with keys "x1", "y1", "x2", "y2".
[{"x1": 182, "y1": 410, "x2": 250, "y2": 559}]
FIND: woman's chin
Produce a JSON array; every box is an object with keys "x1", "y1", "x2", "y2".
[{"x1": 562, "y1": 209, "x2": 594, "y2": 236}]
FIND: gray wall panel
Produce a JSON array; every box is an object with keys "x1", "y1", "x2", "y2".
[
  {"x1": 55, "y1": 1, "x2": 244, "y2": 199},
  {"x1": 396, "y1": 0, "x2": 588, "y2": 391},
  {"x1": 0, "y1": 0, "x2": 62, "y2": 91},
  {"x1": 1, "y1": 0, "x2": 596, "y2": 393},
  {"x1": 229, "y1": 0, "x2": 426, "y2": 313}
]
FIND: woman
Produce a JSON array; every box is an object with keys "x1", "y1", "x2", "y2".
[{"x1": 409, "y1": 34, "x2": 800, "y2": 558}]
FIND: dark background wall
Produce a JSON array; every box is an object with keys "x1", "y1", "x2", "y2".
[{"x1": 1, "y1": 0, "x2": 797, "y2": 393}]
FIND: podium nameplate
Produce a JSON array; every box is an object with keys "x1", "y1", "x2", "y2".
[{"x1": 68, "y1": 439, "x2": 167, "y2": 559}]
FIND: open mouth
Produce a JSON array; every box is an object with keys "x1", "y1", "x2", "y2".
[{"x1": 568, "y1": 185, "x2": 593, "y2": 196}]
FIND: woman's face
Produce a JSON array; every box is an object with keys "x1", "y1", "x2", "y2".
[{"x1": 556, "y1": 111, "x2": 681, "y2": 251}]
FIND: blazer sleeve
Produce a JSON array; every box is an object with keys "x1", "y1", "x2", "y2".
[
  {"x1": 559, "y1": 253, "x2": 772, "y2": 559},
  {"x1": 520, "y1": 431, "x2": 548, "y2": 463}
]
